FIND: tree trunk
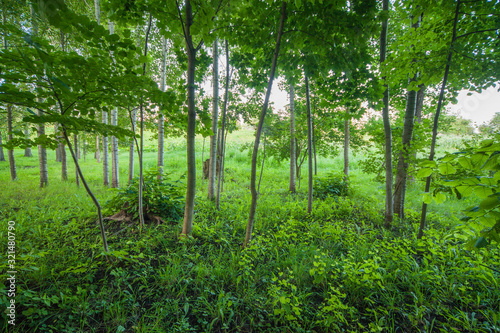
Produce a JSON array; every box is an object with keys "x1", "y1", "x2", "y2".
[
  {"x1": 0, "y1": 129, "x2": 6, "y2": 162},
  {"x1": 305, "y1": 73, "x2": 313, "y2": 214},
  {"x1": 56, "y1": 129, "x2": 61, "y2": 162},
  {"x1": 158, "y1": 36, "x2": 167, "y2": 180},
  {"x1": 96, "y1": 135, "x2": 100, "y2": 162},
  {"x1": 102, "y1": 111, "x2": 109, "y2": 186},
  {"x1": 418, "y1": 0, "x2": 461, "y2": 240},
  {"x1": 32, "y1": 5, "x2": 48, "y2": 187},
  {"x1": 181, "y1": 0, "x2": 197, "y2": 236},
  {"x1": 415, "y1": 84, "x2": 425, "y2": 124},
  {"x1": 343, "y1": 111, "x2": 349, "y2": 180},
  {"x1": 83, "y1": 139, "x2": 86, "y2": 161},
  {"x1": 393, "y1": 15, "x2": 421, "y2": 219},
  {"x1": 289, "y1": 83, "x2": 296, "y2": 193},
  {"x1": 24, "y1": 124, "x2": 32, "y2": 157},
  {"x1": 7, "y1": 105, "x2": 17, "y2": 181},
  {"x1": 208, "y1": 38, "x2": 219, "y2": 201},
  {"x1": 312, "y1": 114, "x2": 317, "y2": 176},
  {"x1": 138, "y1": 14, "x2": 152, "y2": 229},
  {"x1": 216, "y1": 39, "x2": 230, "y2": 210},
  {"x1": 244, "y1": 2, "x2": 287, "y2": 247},
  {"x1": 258, "y1": 134, "x2": 266, "y2": 194},
  {"x1": 129, "y1": 108, "x2": 136, "y2": 184},
  {"x1": 111, "y1": 108, "x2": 119, "y2": 188},
  {"x1": 380, "y1": 0, "x2": 392, "y2": 225},
  {"x1": 74, "y1": 133, "x2": 80, "y2": 187},
  {"x1": 61, "y1": 142, "x2": 68, "y2": 181},
  {"x1": 61, "y1": 125, "x2": 109, "y2": 254}
]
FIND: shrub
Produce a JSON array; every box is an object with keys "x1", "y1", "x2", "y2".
[
  {"x1": 313, "y1": 172, "x2": 349, "y2": 200},
  {"x1": 104, "y1": 169, "x2": 185, "y2": 223}
]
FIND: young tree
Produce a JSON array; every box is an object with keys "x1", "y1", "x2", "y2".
[
  {"x1": 380, "y1": 0, "x2": 393, "y2": 224},
  {"x1": 289, "y1": 83, "x2": 296, "y2": 193},
  {"x1": 244, "y1": 2, "x2": 287, "y2": 248},
  {"x1": 208, "y1": 38, "x2": 219, "y2": 201},
  {"x1": 157, "y1": 36, "x2": 166, "y2": 180},
  {"x1": 305, "y1": 72, "x2": 313, "y2": 214},
  {"x1": 7, "y1": 105, "x2": 16, "y2": 180}
]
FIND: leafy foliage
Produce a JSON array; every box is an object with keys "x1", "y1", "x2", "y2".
[
  {"x1": 313, "y1": 172, "x2": 349, "y2": 200},
  {"x1": 104, "y1": 170, "x2": 185, "y2": 223},
  {"x1": 419, "y1": 135, "x2": 500, "y2": 249}
]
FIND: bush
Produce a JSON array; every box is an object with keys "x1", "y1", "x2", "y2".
[
  {"x1": 313, "y1": 172, "x2": 349, "y2": 200},
  {"x1": 104, "y1": 169, "x2": 185, "y2": 223}
]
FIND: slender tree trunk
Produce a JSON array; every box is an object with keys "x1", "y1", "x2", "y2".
[
  {"x1": 312, "y1": 114, "x2": 317, "y2": 176},
  {"x1": 94, "y1": 0, "x2": 101, "y2": 166},
  {"x1": 111, "y1": 108, "x2": 119, "y2": 188},
  {"x1": 32, "y1": 4, "x2": 48, "y2": 187},
  {"x1": 102, "y1": 111, "x2": 109, "y2": 186},
  {"x1": 208, "y1": 38, "x2": 219, "y2": 201},
  {"x1": 83, "y1": 139, "x2": 87, "y2": 161},
  {"x1": 129, "y1": 108, "x2": 136, "y2": 184},
  {"x1": 221, "y1": 127, "x2": 228, "y2": 193},
  {"x1": 96, "y1": 135, "x2": 100, "y2": 162},
  {"x1": 138, "y1": 15, "x2": 152, "y2": 229},
  {"x1": 0, "y1": 129, "x2": 6, "y2": 162},
  {"x1": 258, "y1": 134, "x2": 266, "y2": 194},
  {"x1": 244, "y1": 2, "x2": 287, "y2": 247},
  {"x1": 380, "y1": 0, "x2": 392, "y2": 224},
  {"x1": 343, "y1": 110, "x2": 350, "y2": 180},
  {"x1": 7, "y1": 105, "x2": 17, "y2": 181},
  {"x1": 418, "y1": 0, "x2": 460, "y2": 240},
  {"x1": 289, "y1": 83, "x2": 296, "y2": 193},
  {"x1": 216, "y1": 39, "x2": 230, "y2": 210},
  {"x1": 305, "y1": 73, "x2": 313, "y2": 214},
  {"x1": 415, "y1": 84, "x2": 425, "y2": 124},
  {"x1": 180, "y1": 0, "x2": 199, "y2": 236},
  {"x1": 74, "y1": 134, "x2": 80, "y2": 187},
  {"x1": 61, "y1": 142, "x2": 67, "y2": 181},
  {"x1": 393, "y1": 15, "x2": 421, "y2": 219},
  {"x1": 24, "y1": 124, "x2": 32, "y2": 157},
  {"x1": 158, "y1": 36, "x2": 167, "y2": 180},
  {"x1": 61, "y1": 126, "x2": 108, "y2": 253}
]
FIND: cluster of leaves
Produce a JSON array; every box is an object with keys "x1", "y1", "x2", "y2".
[
  {"x1": 418, "y1": 135, "x2": 500, "y2": 249},
  {"x1": 104, "y1": 170, "x2": 185, "y2": 223},
  {"x1": 313, "y1": 172, "x2": 349, "y2": 200}
]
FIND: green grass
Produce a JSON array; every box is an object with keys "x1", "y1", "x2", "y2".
[{"x1": 0, "y1": 130, "x2": 499, "y2": 332}]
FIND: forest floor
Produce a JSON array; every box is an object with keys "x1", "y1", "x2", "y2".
[{"x1": 0, "y1": 129, "x2": 499, "y2": 332}]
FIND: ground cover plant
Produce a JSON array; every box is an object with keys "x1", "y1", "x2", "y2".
[{"x1": 1, "y1": 130, "x2": 499, "y2": 333}]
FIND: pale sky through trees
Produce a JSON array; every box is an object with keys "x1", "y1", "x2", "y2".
[{"x1": 269, "y1": 80, "x2": 500, "y2": 126}]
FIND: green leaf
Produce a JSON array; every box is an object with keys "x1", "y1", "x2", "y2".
[
  {"x1": 474, "y1": 185, "x2": 493, "y2": 199},
  {"x1": 416, "y1": 168, "x2": 433, "y2": 178},
  {"x1": 474, "y1": 236, "x2": 489, "y2": 249},
  {"x1": 438, "y1": 163, "x2": 457, "y2": 175},
  {"x1": 479, "y1": 195, "x2": 500, "y2": 210},
  {"x1": 434, "y1": 192, "x2": 446, "y2": 204}
]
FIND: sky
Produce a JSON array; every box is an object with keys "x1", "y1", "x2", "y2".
[{"x1": 269, "y1": 80, "x2": 500, "y2": 126}]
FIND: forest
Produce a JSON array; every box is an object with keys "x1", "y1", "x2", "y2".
[{"x1": 0, "y1": 0, "x2": 499, "y2": 332}]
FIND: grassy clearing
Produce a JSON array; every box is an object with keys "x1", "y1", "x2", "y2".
[{"x1": 0, "y1": 130, "x2": 499, "y2": 332}]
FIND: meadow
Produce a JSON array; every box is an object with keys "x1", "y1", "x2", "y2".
[{"x1": 0, "y1": 128, "x2": 499, "y2": 332}]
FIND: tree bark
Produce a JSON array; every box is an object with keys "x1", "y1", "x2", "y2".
[
  {"x1": 312, "y1": 113, "x2": 317, "y2": 176},
  {"x1": 74, "y1": 133, "x2": 79, "y2": 187},
  {"x1": 208, "y1": 38, "x2": 219, "y2": 201},
  {"x1": 289, "y1": 83, "x2": 296, "y2": 193},
  {"x1": 343, "y1": 110, "x2": 349, "y2": 180},
  {"x1": 32, "y1": 4, "x2": 48, "y2": 187},
  {"x1": 305, "y1": 73, "x2": 313, "y2": 214},
  {"x1": 158, "y1": 36, "x2": 167, "y2": 180},
  {"x1": 0, "y1": 129, "x2": 6, "y2": 162},
  {"x1": 111, "y1": 107, "x2": 119, "y2": 188},
  {"x1": 418, "y1": 0, "x2": 461, "y2": 239},
  {"x1": 244, "y1": 2, "x2": 287, "y2": 247},
  {"x1": 24, "y1": 124, "x2": 32, "y2": 157},
  {"x1": 258, "y1": 134, "x2": 266, "y2": 194},
  {"x1": 129, "y1": 108, "x2": 136, "y2": 184},
  {"x1": 393, "y1": 14, "x2": 421, "y2": 219},
  {"x1": 96, "y1": 135, "x2": 100, "y2": 162},
  {"x1": 181, "y1": 0, "x2": 197, "y2": 236},
  {"x1": 380, "y1": 0, "x2": 392, "y2": 224},
  {"x1": 138, "y1": 14, "x2": 152, "y2": 229},
  {"x1": 61, "y1": 142, "x2": 67, "y2": 181},
  {"x1": 7, "y1": 105, "x2": 17, "y2": 181},
  {"x1": 102, "y1": 111, "x2": 109, "y2": 186},
  {"x1": 216, "y1": 39, "x2": 230, "y2": 210}
]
